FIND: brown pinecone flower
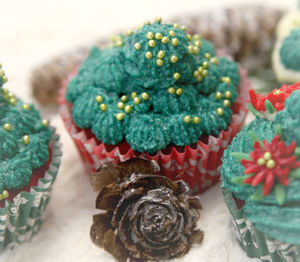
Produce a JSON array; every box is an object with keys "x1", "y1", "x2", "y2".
[{"x1": 90, "y1": 158, "x2": 204, "y2": 262}]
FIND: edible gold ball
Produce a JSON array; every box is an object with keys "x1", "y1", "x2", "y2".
[
  {"x1": 141, "y1": 92, "x2": 149, "y2": 100},
  {"x1": 3, "y1": 123, "x2": 11, "y2": 131},
  {"x1": 186, "y1": 34, "x2": 192, "y2": 41},
  {"x1": 0, "y1": 69, "x2": 3, "y2": 78},
  {"x1": 266, "y1": 159, "x2": 276, "y2": 169},
  {"x1": 134, "y1": 97, "x2": 141, "y2": 104},
  {"x1": 146, "y1": 32, "x2": 154, "y2": 39},
  {"x1": 273, "y1": 89, "x2": 281, "y2": 95},
  {"x1": 263, "y1": 152, "x2": 272, "y2": 160},
  {"x1": 181, "y1": 25, "x2": 186, "y2": 31},
  {"x1": 193, "y1": 34, "x2": 201, "y2": 40},
  {"x1": 157, "y1": 50, "x2": 165, "y2": 59},
  {"x1": 188, "y1": 45, "x2": 194, "y2": 54},
  {"x1": 22, "y1": 135, "x2": 30, "y2": 145},
  {"x1": 210, "y1": 57, "x2": 219, "y2": 64},
  {"x1": 155, "y1": 32, "x2": 162, "y2": 40},
  {"x1": 217, "y1": 108, "x2": 224, "y2": 116},
  {"x1": 22, "y1": 104, "x2": 30, "y2": 110},
  {"x1": 131, "y1": 92, "x2": 138, "y2": 98},
  {"x1": 170, "y1": 55, "x2": 178, "y2": 63},
  {"x1": 171, "y1": 38, "x2": 179, "y2": 46},
  {"x1": 126, "y1": 30, "x2": 133, "y2": 36},
  {"x1": 134, "y1": 43, "x2": 141, "y2": 50},
  {"x1": 2, "y1": 190, "x2": 9, "y2": 199},
  {"x1": 193, "y1": 71, "x2": 200, "y2": 78},
  {"x1": 2, "y1": 88, "x2": 9, "y2": 95},
  {"x1": 204, "y1": 53, "x2": 211, "y2": 59},
  {"x1": 193, "y1": 117, "x2": 200, "y2": 124},
  {"x1": 117, "y1": 102, "x2": 125, "y2": 109},
  {"x1": 156, "y1": 59, "x2": 164, "y2": 66},
  {"x1": 202, "y1": 61, "x2": 209, "y2": 69},
  {"x1": 173, "y1": 72, "x2": 181, "y2": 80},
  {"x1": 115, "y1": 40, "x2": 124, "y2": 47},
  {"x1": 121, "y1": 95, "x2": 128, "y2": 102},
  {"x1": 193, "y1": 46, "x2": 200, "y2": 54},
  {"x1": 224, "y1": 91, "x2": 232, "y2": 99},
  {"x1": 215, "y1": 92, "x2": 222, "y2": 100},
  {"x1": 145, "y1": 51, "x2": 153, "y2": 59},
  {"x1": 222, "y1": 77, "x2": 231, "y2": 85},
  {"x1": 144, "y1": 20, "x2": 151, "y2": 25},
  {"x1": 257, "y1": 158, "x2": 266, "y2": 166},
  {"x1": 183, "y1": 115, "x2": 191, "y2": 123},
  {"x1": 42, "y1": 119, "x2": 49, "y2": 127},
  {"x1": 148, "y1": 40, "x2": 156, "y2": 47},
  {"x1": 173, "y1": 23, "x2": 179, "y2": 28},
  {"x1": 169, "y1": 30, "x2": 176, "y2": 37},
  {"x1": 116, "y1": 113, "x2": 125, "y2": 121},
  {"x1": 95, "y1": 95, "x2": 103, "y2": 103},
  {"x1": 202, "y1": 70, "x2": 209, "y2": 77},
  {"x1": 168, "y1": 87, "x2": 175, "y2": 94},
  {"x1": 9, "y1": 98, "x2": 16, "y2": 106},
  {"x1": 161, "y1": 36, "x2": 169, "y2": 44},
  {"x1": 194, "y1": 40, "x2": 202, "y2": 47},
  {"x1": 176, "y1": 88, "x2": 183, "y2": 95},
  {"x1": 223, "y1": 99, "x2": 231, "y2": 107},
  {"x1": 100, "y1": 104, "x2": 108, "y2": 111},
  {"x1": 155, "y1": 16, "x2": 162, "y2": 23},
  {"x1": 2, "y1": 76, "x2": 7, "y2": 83},
  {"x1": 124, "y1": 105, "x2": 132, "y2": 113},
  {"x1": 197, "y1": 76, "x2": 203, "y2": 82}
]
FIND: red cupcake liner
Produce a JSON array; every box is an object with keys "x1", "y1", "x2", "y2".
[{"x1": 59, "y1": 67, "x2": 250, "y2": 194}]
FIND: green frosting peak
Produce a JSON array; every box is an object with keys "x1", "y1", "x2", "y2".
[
  {"x1": 0, "y1": 69, "x2": 51, "y2": 193},
  {"x1": 67, "y1": 19, "x2": 241, "y2": 153}
]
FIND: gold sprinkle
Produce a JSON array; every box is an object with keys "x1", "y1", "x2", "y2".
[
  {"x1": 100, "y1": 104, "x2": 107, "y2": 111},
  {"x1": 9, "y1": 98, "x2": 16, "y2": 106},
  {"x1": 186, "y1": 34, "x2": 192, "y2": 41},
  {"x1": 2, "y1": 76, "x2": 7, "y2": 83},
  {"x1": 257, "y1": 158, "x2": 266, "y2": 166},
  {"x1": 22, "y1": 135, "x2": 30, "y2": 145},
  {"x1": 193, "y1": 71, "x2": 200, "y2": 78},
  {"x1": 198, "y1": 67, "x2": 203, "y2": 74},
  {"x1": 22, "y1": 104, "x2": 30, "y2": 110},
  {"x1": 2, "y1": 88, "x2": 9, "y2": 95},
  {"x1": 223, "y1": 99, "x2": 231, "y2": 107},
  {"x1": 217, "y1": 108, "x2": 224, "y2": 116},
  {"x1": 193, "y1": 34, "x2": 201, "y2": 40},
  {"x1": 3, "y1": 123, "x2": 11, "y2": 131},
  {"x1": 273, "y1": 89, "x2": 281, "y2": 95},
  {"x1": 183, "y1": 115, "x2": 191, "y2": 123},
  {"x1": 0, "y1": 69, "x2": 3, "y2": 78},
  {"x1": 263, "y1": 152, "x2": 272, "y2": 160},
  {"x1": 146, "y1": 32, "x2": 154, "y2": 39},
  {"x1": 215, "y1": 92, "x2": 222, "y2": 100},
  {"x1": 144, "y1": 20, "x2": 151, "y2": 25},
  {"x1": 204, "y1": 53, "x2": 211, "y2": 59},
  {"x1": 134, "y1": 97, "x2": 141, "y2": 104},
  {"x1": 169, "y1": 30, "x2": 176, "y2": 37},
  {"x1": 141, "y1": 92, "x2": 149, "y2": 100},
  {"x1": 2, "y1": 190, "x2": 9, "y2": 199},
  {"x1": 42, "y1": 119, "x2": 49, "y2": 127},
  {"x1": 161, "y1": 36, "x2": 169, "y2": 44},
  {"x1": 202, "y1": 70, "x2": 209, "y2": 77},
  {"x1": 173, "y1": 23, "x2": 179, "y2": 28},
  {"x1": 210, "y1": 57, "x2": 219, "y2": 64},
  {"x1": 202, "y1": 61, "x2": 209, "y2": 69},
  {"x1": 137, "y1": 24, "x2": 143, "y2": 30},
  {"x1": 134, "y1": 43, "x2": 141, "y2": 50},
  {"x1": 221, "y1": 77, "x2": 231, "y2": 85},
  {"x1": 173, "y1": 72, "x2": 181, "y2": 80},
  {"x1": 188, "y1": 45, "x2": 194, "y2": 54},
  {"x1": 170, "y1": 55, "x2": 178, "y2": 63},
  {"x1": 155, "y1": 16, "x2": 162, "y2": 23},
  {"x1": 8, "y1": 92, "x2": 14, "y2": 99},
  {"x1": 171, "y1": 38, "x2": 179, "y2": 46},
  {"x1": 193, "y1": 46, "x2": 200, "y2": 54},
  {"x1": 197, "y1": 76, "x2": 203, "y2": 82},
  {"x1": 266, "y1": 159, "x2": 276, "y2": 169},
  {"x1": 126, "y1": 30, "x2": 134, "y2": 36},
  {"x1": 155, "y1": 32, "x2": 163, "y2": 40},
  {"x1": 157, "y1": 50, "x2": 165, "y2": 59},
  {"x1": 168, "y1": 87, "x2": 175, "y2": 94},
  {"x1": 95, "y1": 95, "x2": 103, "y2": 103},
  {"x1": 224, "y1": 91, "x2": 232, "y2": 99},
  {"x1": 156, "y1": 59, "x2": 164, "y2": 66},
  {"x1": 124, "y1": 105, "x2": 132, "y2": 113},
  {"x1": 193, "y1": 117, "x2": 200, "y2": 124},
  {"x1": 121, "y1": 95, "x2": 128, "y2": 102},
  {"x1": 181, "y1": 26, "x2": 186, "y2": 31},
  {"x1": 131, "y1": 92, "x2": 138, "y2": 98},
  {"x1": 176, "y1": 88, "x2": 183, "y2": 95},
  {"x1": 117, "y1": 102, "x2": 125, "y2": 109},
  {"x1": 194, "y1": 40, "x2": 202, "y2": 47},
  {"x1": 116, "y1": 113, "x2": 125, "y2": 121},
  {"x1": 148, "y1": 40, "x2": 156, "y2": 47},
  {"x1": 115, "y1": 40, "x2": 124, "y2": 47},
  {"x1": 145, "y1": 51, "x2": 153, "y2": 59}
]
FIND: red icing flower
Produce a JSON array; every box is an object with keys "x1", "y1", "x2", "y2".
[
  {"x1": 241, "y1": 135, "x2": 300, "y2": 196},
  {"x1": 249, "y1": 82, "x2": 300, "y2": 112}
]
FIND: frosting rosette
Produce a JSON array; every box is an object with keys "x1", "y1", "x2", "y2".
[
  {"x1": 90, "y1": 158, "x2": 204, "y2": 262},
  {"x1": 66, "y1": 17, "x2": 241, "y2": 154}
]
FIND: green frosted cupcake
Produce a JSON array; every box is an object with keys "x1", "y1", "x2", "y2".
[
  {"x1": 221, "y1": 84, "x2": 300, "y2": 261},
  {"x1": 0, "y1": 65, "x2": 62, "y2": 251}
]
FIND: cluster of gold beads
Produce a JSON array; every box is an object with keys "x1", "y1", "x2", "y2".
[
  {"x1": 188, "y1": 36, "x2": 202, "y2": 55},
  {"x1": 95, "y1": 95, "x2": 108, "y2": 112},
  {"x1": 0, "y1": 190, "x2": 9, "y2": 200},
  {"x1": 221, "y1": 76, "x2": 232, "y2": 85},
  {"x1": 215, "y1": 91, "x2": 232, "y2": 108},
  {"x1": 183, "y1": 115, "x2": 201, "y2": 124},
  {"x1": 0, "y1": 64, "x2": 7, "y2": 84},
  {"x1": 2, "y1": 89, "x2": 17, "y2": 106},
  {"x1": 193, "y1": 53, "x2": 220, "y2": 83},
  {"x1": 256, "y1": 152, "x2": 276, "y2": 169},
  {"x1": 111, "y1": 35, "x2": 124, "y2": 48},
  {"x1": 168, "y1": 87, "x2": 183, "y2": 96}
]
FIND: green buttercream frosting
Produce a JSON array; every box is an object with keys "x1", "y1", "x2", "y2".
[
  {"x1": 280, "y1": 27, "x2": 300, "y2": 71},
  {"x1": 222, "y1": 94, "x2": 300, "y2": 244},
  {"x1": 0, "y1": 74, "x2": 51, "y2": 191},
  {"x1": 66, "y1": 19, "x2": 241, "y2": 154}
]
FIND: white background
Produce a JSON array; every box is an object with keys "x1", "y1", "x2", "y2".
[{"x1": 0, "y1": 0, "x2": 297, "y2": 261}]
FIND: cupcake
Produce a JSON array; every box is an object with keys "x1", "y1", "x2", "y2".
[
  {"x1": 89, "y1": 158, "x2": 204, "y2": 262},
  {"x1": 0, "y1": 65, "x2": 62, "y2": 251},
  {"x1": 272, "y1": 7, "x2": 300, "y2": 83},
  {"x1": 59, "y1": 17, "x2": 250, "y2": 194},
  {"x1": 221, "y1": 84, "x2": 300, "y2": 261}
]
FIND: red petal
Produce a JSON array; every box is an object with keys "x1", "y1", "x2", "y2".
[
  {"x1": 275, "y1": 167, "x2": 290, "y2": 178},
  {"x1": 264, "y1": 172, "x2": 274, "y2": 196},
  {"x1": 279, "y1": 178, "x2": 289, "y2": 186},
  {"x1": 244, "y1": 177, "x2": 254, "y2": 184},
  {"x1": 284, "y1": 141, "x2": 296, "y2": 156},
  {"x1": 251, "y1": 171, "x2": 266, "y2": 186},
  {"x1": 245, "y1": 165, "x2": 261, "y2": 174},
  {"x1": 277, "y1": 156, "x2": 297, "y2": 167},
  {"x1": 241, "y1": 159, "x2": 255, "y2": 168},
  {"x1": 249, "y1": 89, "x2": 266, "y2": 111}
]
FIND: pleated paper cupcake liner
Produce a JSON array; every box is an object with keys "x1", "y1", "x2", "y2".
[
  {"x1": 222, "y1": 188, "x2": 300, "y2": 262},
  {"x1": 0, "y1": 128, "x2": 62, "y2": 252},
  {"x1": 59, "y1": 66, "x2": 249, "y2": 194}
]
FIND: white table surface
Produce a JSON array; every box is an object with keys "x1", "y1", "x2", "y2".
[{"x1": 0, "y1": 0, "x2": 297, "y2": 261}]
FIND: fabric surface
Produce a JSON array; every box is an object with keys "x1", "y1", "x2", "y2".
[{"x1": 0, "y1": 0, "x2": 297, "y2": 261}]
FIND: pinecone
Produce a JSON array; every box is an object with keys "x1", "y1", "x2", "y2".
[{"x1": 90, "y1": 158, "x2": 204, "y2": 262}]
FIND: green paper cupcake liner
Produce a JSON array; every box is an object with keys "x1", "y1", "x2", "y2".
[
  {"x1": 0, "y1": 127, "x2": 62, "y2": 252},
  {"x1": 222, "y1": 188, "x2": 300, "y2": 262}
]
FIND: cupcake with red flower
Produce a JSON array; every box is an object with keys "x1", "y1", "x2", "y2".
[
  {"x1": 59, "y1": 17, "x2": 250, "y2": 194},
  {"x1": 221, "y1": 84, "x2": 300, "y2": 261}
]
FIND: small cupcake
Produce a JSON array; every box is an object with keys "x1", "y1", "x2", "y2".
[
  {"x1": 221, "y1": 84, "x2": 300, "y2": 261},
  {"x1": 0, "y1": 65, "x2": 62, "y2": 251},
  {"x1": 272, "y1": 7, "x2": 300, "y2": 83},
  {"x1": 89, "y1": 158, "x2": 204, "y2": 262},
  {"x1": 59, "y1": 17, "x2": 250, "y2": 194}
]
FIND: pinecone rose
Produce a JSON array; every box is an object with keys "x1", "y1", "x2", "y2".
[{"x1": 90, "y1": 158, "x2": 204, "y2": 262}]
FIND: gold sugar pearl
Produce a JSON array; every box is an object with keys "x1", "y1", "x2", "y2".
[
  {"x1": 169, "y1": 30, "x2": 176, "y2": 37},
  {"x1": 141, "y1": 92, "x2": 149, "y2": 100},
  {"x1": 146, "y1": 32, "x2": 154, "y2": 39},
  {"x1": 188, "y1": 45, "x2": 194, "y2": 54},
  {"x1": 116, "y1": 113, "x2": 125, "y2": 121},
  {"x1": 193, "y1": 47, "x2": 200, "y2": 54},
  {"x1": 145, "y1": 51, "x2": 153, "y2": 59},
  {"x1": 22, "y1": 135, "x2": 30, "y2": 145},
  {"x1": 194, "y1": 40, "x2": 202, "y2": 47},
  {"x1": 266, "y1": 159, "x2": 276, "y2": 169},
  {"x1": 198, "y1": 67, "x2": 203, "y2": 74},
  {"x1": 173, "y1": 23, "x2": 179, "y2": 28},
  {"x1": 144, "y1": 20, "x2": 151, "y2": 25},
  {"x1": 168, "y1": 87, "x2": 175, "y2": 94},
  {"x1": 22, "y1": 104, "x2": 30, "y2": 110},
  {"x1": 2, "y1": 76, "x2": 7, "y2": 83},
  {"x1": 115, "y1": 40, "x2": 124, "y2": 47},
  {"x1": 157, "y1": 50, "x2": 165, "y2": 59},
  {"x1": 193, "y1": 117, "x2": 200, "y2": 124},
  {"x1": 202, "y1": 61, "x2": 209, "y2": 69},
  {"x1": 161, "y1": 36, "x2": 169, "y2": 44},
  {"x1": 193, "y1": 34, "x2": 201, "y2": 40},
  {"x1": 264, "y1": 152, "x2": 272, "y2": 160},
  {"x1": 131, "y1": 92, "x2": 138, "y2": 98},
  {"x1": 124, "y1": 105, "x2": 132, "y2": 114},
  {"x1": 210, "y1": 57, "x2": 219, "y2": 65},
  {"x1": 217, "y1": 108, "x2": 224, "y2": 116},
  {"x1": 126, "y1": 30, "x2": 133, "y2": 36},
  {"x1": 257, "y1": 158, "x2": 266, "y2": 166},
  {"x1": 176, "y1": 88, "x2": 183, "y2": 95},
  {"x1": 155, "y1": 33, "x2": 163, "y2": 40},
  {"x1": 2, "y1": 88, "x2": 9, "y2": 95},
  {"x1": 273, "y1": 89, "x2": 281, "y2": 95},
  {"x1": 215, "y1": 92, "x2": 222, "y2": 100},
  {"x1": 171, "y1": 38, "x2": 179, "y2": 46},
  {"x1": 181, "y1": 26, "x2": 186, "y2": 31},
  {"x1": 173, "y1": 72, "x2": 181, "y2": 80},
  {"x1": 3, "y1": 123, "x2": 11, "y2": 131},
  {"x1": 8, "y1": 93, "x2": 14, "y2": 99},
  {"x1": 148, "y1": 40, "x2": 156, "y2": 48},
  {"x1": 202, "y1": 70, "x2": 209, "y2": 77},
  {"x1": 155, "y1": 16, "x2": 162, "y2": 23},
  {"x1": 42, "y1": 119, "x2": 49, "y2": 127},
  {"x1": 197, "y1": 76, "x2": 203, "y2": 82},
  {"x1": 137, "y1": 24, "x2": 143, "y2": 30},
  {"x1": 221, "y1": 77, "x2": 231, "y2": 85},
  {"x1": 2, "y1": 190, "x2": 9, "y2": 199},
  {"x1": 117, "y1": 102, "x2": 125, "y2": 109},
  {"x1": 100, "y1": 104, "x2": 107, "y2": 111},
  {"x1": 121, "y1": 95, "x2": 128, "y2": 102},
  {"x1": 134, "y1": 97, "x2": 141, "y2": 104},
  {"x1": 170, "y1": 55, "x2": 178, "y2": 63},
  {"x1": 223, "y1": 99, "x2": 231, "y2": 107},
  {"x1": 95, "y1": 95, "x2": 103, "y2": 103},
  {"x1": 186, "y1": 34, "x2": 192, "y2": 41},
  {"x1": 134, "y1": 43, "x2": 141, "y2": 50},
  {"x1": 204, "y1": 53, "x2": 211, "y2": 59},
  {"x1": 193, "y1": 71, "x2": 200, "y2": 78},
  {"x1": 156, "y1": 59, "x2": 164, "y2": 66},
  {"x1": 183, "y1": 115, "x2": 191, "y2": 123},
  {"x1": 0, "y1": 69, "x2": 3, "y2": 78},
  {"x1": 225, "y1": 91, "x2": 232, "y2": 99},
  {"x1": 9, "y1": 98, "x2": 16, "y2": 106}
]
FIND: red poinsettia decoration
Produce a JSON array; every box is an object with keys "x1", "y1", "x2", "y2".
[{"x1": 249, "y1": 82, "x2": 300, "y2": 112}]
